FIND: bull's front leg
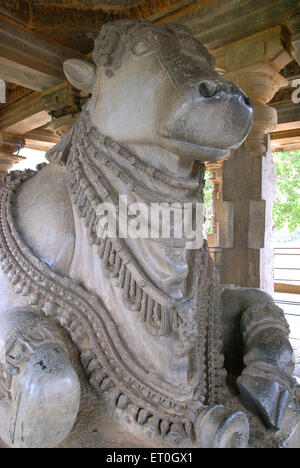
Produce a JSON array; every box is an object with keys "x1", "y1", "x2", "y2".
[
  {"x1": 221, "y1": 287, "x2": 295, "y2": 430},
  {"x1": 237, "y1": 302, "x2": 295, "y2": 430},
  {"x1": 0, "y1": 307, "x2": 81, "y2": 448}
]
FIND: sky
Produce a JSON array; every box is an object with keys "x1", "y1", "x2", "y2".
[{"x1": 11, "y1": 148, "x2": 47, "y2": 172}]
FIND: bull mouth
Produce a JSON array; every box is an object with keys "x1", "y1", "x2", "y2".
[{"x1": 159, "y1": 134, "x2": 230, "y2": 160}]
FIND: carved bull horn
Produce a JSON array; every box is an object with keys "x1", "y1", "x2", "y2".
[{"x1": 63, "y1": 58, "x2": 96, "y2": 94}]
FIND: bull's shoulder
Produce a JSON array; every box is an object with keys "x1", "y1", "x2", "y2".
[{"x1": 15, "y1": 163, "x2": 75, "y2": 276}]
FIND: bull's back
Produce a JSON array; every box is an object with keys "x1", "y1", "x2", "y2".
[{"x1": 15, "y1": 163, "x2": 75, "y2": 277}]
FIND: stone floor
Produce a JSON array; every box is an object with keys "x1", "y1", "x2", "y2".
[
  {"x1": 0, "y1": 383, "x2": 156, "y2": 449},
  {"x1": 57, "y1": 388, "x2": 157, "y2": 449}
]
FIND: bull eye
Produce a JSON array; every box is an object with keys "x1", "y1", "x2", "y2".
[{"x1": 132, "y1": 39, "x2": 151, "y2": 56}]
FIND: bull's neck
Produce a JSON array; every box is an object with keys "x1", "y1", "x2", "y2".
[
  {"x1": 126, "y1": 142, "x2": 194, "y2": 180},
  {"x1": 81, "y1": 108, "x2": 204, "y2": 205}
]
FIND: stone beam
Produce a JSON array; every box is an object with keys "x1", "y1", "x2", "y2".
[
  {"x1": 270, "y1": 127, "x2": 300, "y2": 151},
  {"x1": 0, "y1": 92, "x2": 51, "y2": 134},
  {"x1": 47, "y1": 114, "x2": 80, "y2": 138},
  {"x1": 212, "y1": 27, "x2": 293, "y2": 293},
  {"x1": 0, "y1": 19, "x2": 75, "y2": 91},
  {"x1": 275, "y1": 102, "x2": 300, "y2": 126},
  {"x1": 0, "y1": 132, "x2": 24, "y2": 152},
  {"x1": 24, "y1": 128, "x2": 60, "y2": 152},
  {"x1": 0, "y1": 57, "x2": 63, "y2": 92},
  {"x1": 0, "y1": 81, "x2": 82, "y2": 136}
]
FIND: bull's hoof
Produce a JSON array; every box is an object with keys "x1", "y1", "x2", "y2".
[
  {"x1": 0, "y1": 344, "x2": 81, "y2": 448},
  {"x1": 237, "y1": 374, "x2": 289, "y2": 430}
]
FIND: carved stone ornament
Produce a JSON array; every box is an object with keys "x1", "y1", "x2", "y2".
[{"x1": 0, "y1": 20, "x2": 298, "y2": 448}]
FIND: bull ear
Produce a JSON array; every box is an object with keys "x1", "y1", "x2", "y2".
[{"x1": 63, "y1": 59, "x2": 95, "y2": 93}]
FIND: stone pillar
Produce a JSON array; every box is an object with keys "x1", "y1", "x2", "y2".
[
  {"x1": 205, "y1": 160, "x2": 234, "y2": 250},
  {"x1": 213, "y1": 27, "x2": 292, "y2": 293},
  {"x1": 0, "y1": 133, "x2": 25, "y2": 180}
]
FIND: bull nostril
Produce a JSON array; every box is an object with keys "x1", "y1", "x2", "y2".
[
  {"x1": 243, "y1": 95, "x2": 251, "y2": 107},
  {"x1": 198, "y1": 80, "x2": 218, "y2": 99},
  {"x1": 236, "y1": 88, "x2": 251, "y2": 107}
]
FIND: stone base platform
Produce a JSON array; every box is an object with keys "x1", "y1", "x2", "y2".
[{"x1": 0, "y1": 383, "x2": 299, "y2": 448}]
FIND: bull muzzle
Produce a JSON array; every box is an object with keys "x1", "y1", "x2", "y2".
[
  {"x1": 157, "y1": 74, "x2": 253, "y2": 162},
  {"x1": 198, "y1": 80, "x2": 251, "y2": 109}
]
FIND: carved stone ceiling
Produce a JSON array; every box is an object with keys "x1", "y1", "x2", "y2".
[
  {"x1": 0, "y1": 0, "x2": 213, "y2": 55},
  {"x1": 28, "y1": 1, "x2": 142, "y2": 6}
]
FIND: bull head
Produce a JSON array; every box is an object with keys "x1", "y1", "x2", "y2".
[{"x1": 64, "y1": 20, "x2": 253, "y2": 163}]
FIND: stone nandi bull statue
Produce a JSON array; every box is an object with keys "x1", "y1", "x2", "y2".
[{"x1": 0, "y1": 20, "x2": 298, "y2": 448}]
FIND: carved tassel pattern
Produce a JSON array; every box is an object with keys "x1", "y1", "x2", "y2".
[{"x1": 66, "y1": 138, "x2": 174, "y2": 337}]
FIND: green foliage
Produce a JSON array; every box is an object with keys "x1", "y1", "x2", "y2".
[
  {"x1": 203, "y1": 151, "x2": 299, "y2": 235},
  {"x1": 273, "y1": 150, "x2": 300, "y2": 233}
]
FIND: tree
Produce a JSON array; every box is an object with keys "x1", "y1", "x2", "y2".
[{"x1": 273, "y1": 150, "x2": 300, "y2": 233}]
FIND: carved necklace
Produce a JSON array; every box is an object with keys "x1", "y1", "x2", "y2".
[
  {"x1": 59, "y1": 109, "x2": 207, "y2": 338},
  {"x1": 49, "y1": 108, "x2": 205, "y2": 202}
]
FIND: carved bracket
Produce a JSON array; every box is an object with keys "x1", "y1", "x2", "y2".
[{"x1": 287, "y1": 11, "x2": 300, "y2": 66}]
